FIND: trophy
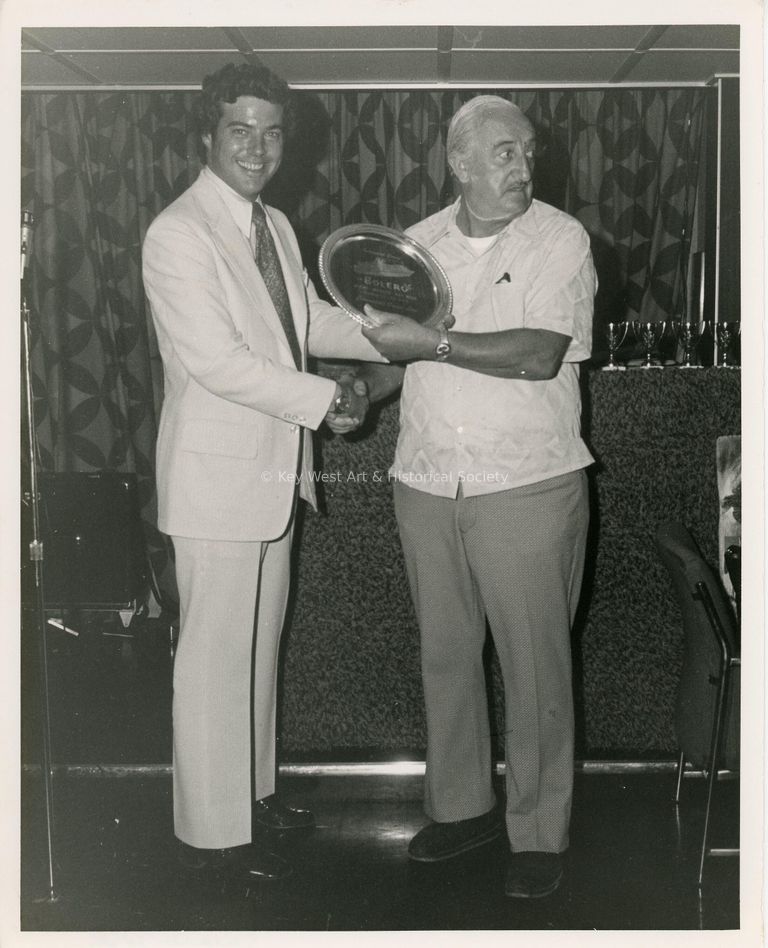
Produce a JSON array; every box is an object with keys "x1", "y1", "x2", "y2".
[
  {"x1": 635, "y1": 320, "x2": 665, "y2": 369},
  {"x1": 602, "y1": 321, "x2": 628, "y2": 371},
  {"x1": 697, "y1": 320, "x2": 715, "y2": 366},
  {"x1": 676, "y1": 320, "x2": 700, "y2": 368},
  {"x1": 319, "y1": 224, "x2": 453, "y2": 329},
  {"x1": 657, "y1": 319, "x2": 679, "y2": 365},
  {"x1": 716, "y1": 322, "x2": 739, "y2": 368}
]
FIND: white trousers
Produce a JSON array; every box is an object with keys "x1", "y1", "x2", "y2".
[{"x1": 171, "y1": 529, "x2": 292, "y2": 849}]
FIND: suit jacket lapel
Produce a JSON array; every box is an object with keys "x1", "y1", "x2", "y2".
[{"x1": 190, "y1": 174, "x2": 301, "y2": 362}]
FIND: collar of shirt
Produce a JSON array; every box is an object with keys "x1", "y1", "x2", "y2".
[
  {"x1": 419, "y1": 197, "x2": 542, "y2": 252},
  {"x1": 201, "y1": 165, "x2": 262, "y2": 241}
]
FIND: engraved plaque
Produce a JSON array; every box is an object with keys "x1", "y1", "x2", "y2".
[{"x1": 319, "y1": 224, "x2": 453, "y2": 328}]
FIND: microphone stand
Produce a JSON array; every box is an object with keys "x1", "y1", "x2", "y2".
[{"x1": 21, "y1": 211, "x2": 59, "y2": 903}]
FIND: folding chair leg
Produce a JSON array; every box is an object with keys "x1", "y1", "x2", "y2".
[{"x1": 698, "y1": 671, "x2": 729, "y2": 887}]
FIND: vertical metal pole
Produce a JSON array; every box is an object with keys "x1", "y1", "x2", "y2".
[
  {"x1": 713, "y1": 78, "x2": 723, "y2": 364},
  {"x1": 21, "y1": 236, "x2": 58, "y2": 902}
]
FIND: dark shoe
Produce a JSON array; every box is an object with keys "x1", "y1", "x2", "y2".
[
  {"x1": 253, "y1": 795, "x2": 315, "y2": 832},
  {"x1": 178, "y1": 841, "x2": 292, "y2": 881},
  {"x1": 505, "y1": 851, "x2": 563, "y2": 898},
  {"x1": 407, "y1": 809, "x2": 502, "y2": 862}
]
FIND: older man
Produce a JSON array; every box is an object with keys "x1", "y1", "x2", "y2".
[
  {"x1": 359, "y1": 96, "x2": 595, "y2": 898},
  {"x1": 142, "y1": 62, "x2": 380, "y2": 882}
]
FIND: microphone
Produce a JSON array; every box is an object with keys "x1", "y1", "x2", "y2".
[{"x1": 21, "y1": 210, "x2": 34, "y2": 280}]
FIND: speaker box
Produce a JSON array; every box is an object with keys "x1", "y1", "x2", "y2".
[{"x1": 39, "y1": 472, "x2": 148, "y2": 609}]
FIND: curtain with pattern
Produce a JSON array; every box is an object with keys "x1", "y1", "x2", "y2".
[{"x1": 20, "y1": 87, "x2": 708, "y2": 601}]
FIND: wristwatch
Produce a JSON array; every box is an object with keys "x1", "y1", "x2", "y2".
[
  {"x1": 435, "y1": 328, "x2": 452, "y2": 362},
  {"x1": 333, "y1": 388, "x2": 351, "y2": 414}
]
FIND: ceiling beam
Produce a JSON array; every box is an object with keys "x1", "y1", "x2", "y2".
[
  {"x1": 437, "y1": 26, "x2": 454, "y2": 84},
  {"x1": 221, "y1": 25, "x2": 270, "y2": 68},
  {"x1": 22, "y1": 29, "x2": 105, "y2": 84},
  {"x1": 610, "y1": 25, "x2": 670, "y2": 83}
]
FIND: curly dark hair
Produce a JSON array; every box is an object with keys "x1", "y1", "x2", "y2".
[{"x1": 195, "y1": 61, "x2": 296, "y2": 142}]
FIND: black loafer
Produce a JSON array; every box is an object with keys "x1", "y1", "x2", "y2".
[
  {"x1": 253, "y1": 795, "x2": 316, "y2": 832},
  {"x1": 407, "y1": 809, "x2": 503, "y2": 862},
  {"x1": 178, "y1": 842, "x2": 292, "y2": 881},
  {"x1": 505, "y1": 851, "x2": 563, "y2": 898}
]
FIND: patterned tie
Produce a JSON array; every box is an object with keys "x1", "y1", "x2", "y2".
[{"x1": 251, "y1": 202, "x2": 302, "y2": 368}]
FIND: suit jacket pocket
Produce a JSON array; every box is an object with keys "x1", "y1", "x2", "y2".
[{"x1": 180, "y1": 419, "x2": 259, "y2": 458}]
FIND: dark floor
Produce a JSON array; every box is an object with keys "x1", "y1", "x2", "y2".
[
  {"x1": 20, "y1": 613, "x2": 742, "y2": 934},
  {"x1": 21, "y1": 769, "x2": 740, "y2": 932}
]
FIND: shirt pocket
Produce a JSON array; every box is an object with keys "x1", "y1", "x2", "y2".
[
  {"x1": 489, "y1": 279, "x2": 527, "y2": 331},
  {"x1": 180, "y1": 419, "x2": 259, "y2": 458}
]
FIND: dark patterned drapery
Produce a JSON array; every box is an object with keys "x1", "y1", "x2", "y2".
[
  {"x1": 20, "y1": 87, "x2": 708, "y2": 600},
  {"x1": 296, "y1": 89, "x2": 706, "y2": 327}
]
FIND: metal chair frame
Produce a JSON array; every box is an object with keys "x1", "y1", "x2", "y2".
[{"x1": 673, "y1": 578, "x2": 740, "y2": 887}]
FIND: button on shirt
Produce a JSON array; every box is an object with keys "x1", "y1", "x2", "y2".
[{"x1": 391, "y1": 198, "x2": 596, "y2": 498}]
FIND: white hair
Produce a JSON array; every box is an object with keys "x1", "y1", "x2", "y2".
[{"x1": 446, "y1": 96, "x2": 531, "y2": 173}]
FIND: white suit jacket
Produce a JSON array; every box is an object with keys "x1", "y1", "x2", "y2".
[{"x1": 142, "y1": 169, "x2": 382, "y2": 542}]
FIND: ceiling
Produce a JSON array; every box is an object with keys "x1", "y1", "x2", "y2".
[{"x1": 20, "y1": 24, "x2": 740, "y2": 90}]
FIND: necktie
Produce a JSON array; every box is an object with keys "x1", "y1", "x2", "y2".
[{"x1": 251, "y1": 202, "x2": 302, "y2": 368}]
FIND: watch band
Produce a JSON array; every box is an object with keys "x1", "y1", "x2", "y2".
[{"x1": 435, "y1": 328, "x2": 452, "y2": 362}]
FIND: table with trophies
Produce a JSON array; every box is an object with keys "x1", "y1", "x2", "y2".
[{"x1": 587, "y1": 316, "x2": 741, "y2": 511}]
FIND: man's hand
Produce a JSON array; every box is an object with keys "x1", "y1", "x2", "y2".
[
  {"x1": 361, "y1": 306, "x2": 443, "y2": 362},
  {"x1": 324, "y1": 375, "x2": 370, "y2": 435}
]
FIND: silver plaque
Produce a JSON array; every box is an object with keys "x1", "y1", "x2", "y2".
[{"x1": 319, "y1": 224, "x2": 453, "y2": 328}]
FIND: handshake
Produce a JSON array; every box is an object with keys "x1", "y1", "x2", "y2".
[
  {"x1": 322, "y1": 304, "x2": 456, "y2": 436},
  {"x1": 323, "y1": 371, "x2": 370, "y2": 436}
]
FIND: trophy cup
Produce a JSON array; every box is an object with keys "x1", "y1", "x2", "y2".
[
  {"x1": 697, "y1": 320, "x2": 715, "y2": 366},
  {"x1": 657, "y1": 319, "x2": 679, "y2": 365},
  {"x1": 716, "y1": 322, "x2": 739, "y2": 368},
  {"x1": 676, "y1": 320, "x2": 700, "y2": 368},
  {"x1": 602, "y1": 321, "x2": 628, "y2": 371},
  {"x1": 319, "y1": 224, "x2": 453, "y2": 329},
  {"x1": 635, "y1": 320, "x2": 665, "y2": 369}
]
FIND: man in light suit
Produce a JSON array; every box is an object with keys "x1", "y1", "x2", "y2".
[{"x1": 142, "y1": 62, "x2": 382, "y2": 882}]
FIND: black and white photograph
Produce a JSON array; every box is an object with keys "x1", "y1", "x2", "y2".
[{"x1": 4, "y1": 0, "x2": 763, "y2": 944}]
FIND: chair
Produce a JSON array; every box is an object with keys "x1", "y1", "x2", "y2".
[{"x1": 655, "y1": 521, "x2": 740, "y2": 887}]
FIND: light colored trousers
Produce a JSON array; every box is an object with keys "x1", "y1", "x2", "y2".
[
  {"x1": 171, "y1": 529, "x2": 292, "y2": 850},
  {"x1": 394, "y1": 470, "x2": 589, "y2": 854}
]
